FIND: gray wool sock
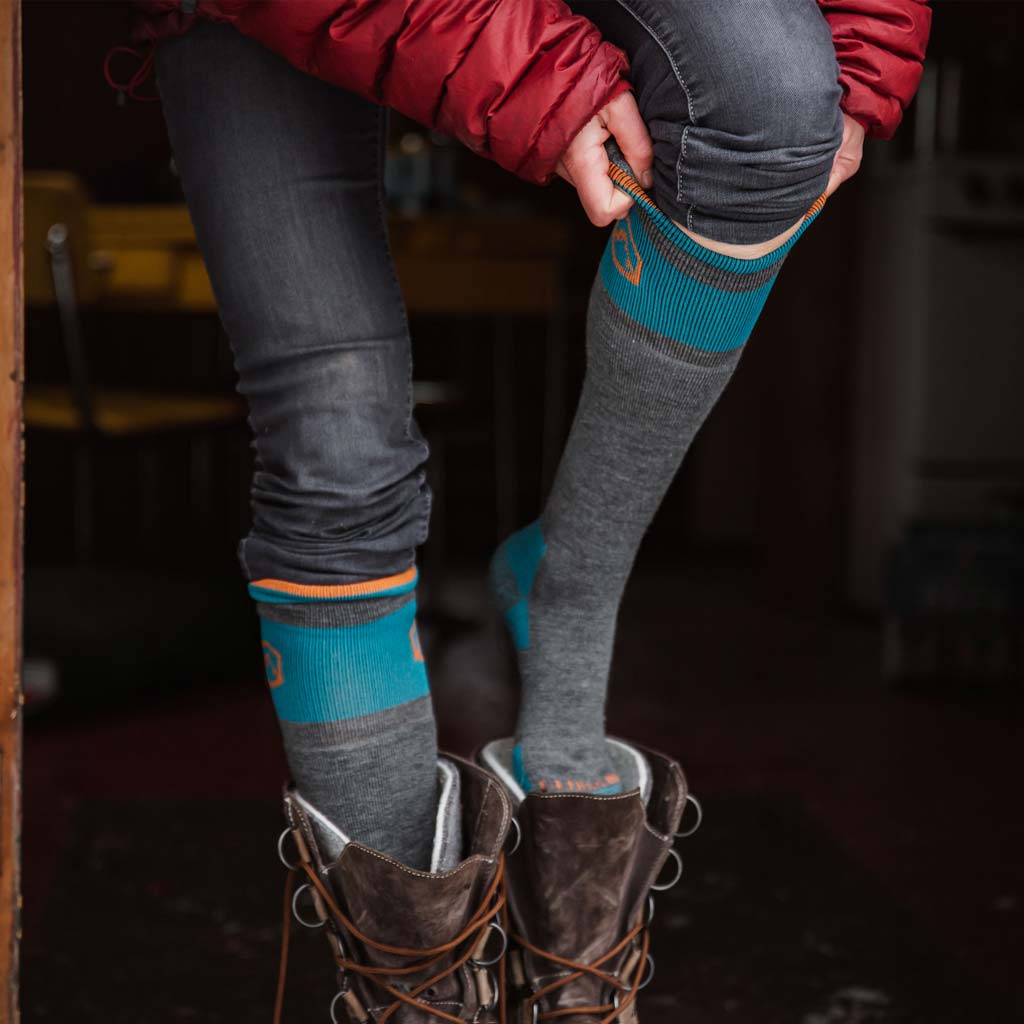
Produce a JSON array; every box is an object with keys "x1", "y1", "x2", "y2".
[
  {"x1": 490, "y1": 157, "x2": 824, "y2": 794},
  {"x1": 253, "y1": 574, "x2": 439, "y2": 869}
]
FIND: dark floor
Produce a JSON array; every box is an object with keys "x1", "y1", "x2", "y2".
[{"x1": 21, "y1": 562, "x2": 1024, "y2": 1022}]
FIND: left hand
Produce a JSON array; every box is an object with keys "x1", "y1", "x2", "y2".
[
  {"x1": 826, "y1": 114, "x2": 866, "y2": 198},
  {"x1": 557, "y1": 91, "x2": 654, "y2": 227}
]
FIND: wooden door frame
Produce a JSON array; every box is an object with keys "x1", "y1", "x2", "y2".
[{"x1": 0, "y1": 0, "x2": 22, "y2": 1017}]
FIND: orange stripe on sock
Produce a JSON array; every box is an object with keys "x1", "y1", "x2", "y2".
[
  {"x1": 250, "y1": 566, "x2": 418, "y2": 600},
  {"x1": 804, "y1": 192, "x2": 828, "y2": 220}
]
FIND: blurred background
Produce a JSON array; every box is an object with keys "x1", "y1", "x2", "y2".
[{"x1": 18, "y1": 1, "x2": 1024, "y2": 1021}]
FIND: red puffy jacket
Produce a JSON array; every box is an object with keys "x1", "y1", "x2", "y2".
[{"x1": 133, "y1": 0, "x2": 931, "y2": 185}]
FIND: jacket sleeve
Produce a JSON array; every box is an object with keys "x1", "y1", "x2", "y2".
[
  {"x1": 182, "y1": 0, "x2": 631, "y2": 184},
  {"x1": 817, "y1": 0, "x2": 932, "y2": 138}
]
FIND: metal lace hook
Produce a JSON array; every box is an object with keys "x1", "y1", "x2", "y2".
[
  {"x1": 292, "y1": 882, "x2": 327, "y2": 929},
  {"x1": 470, "y1": 919, "x2": 508, "y2": 968},
  {"x1": 613, "y1": 954, "x2": 656, "y2": 1000},
  {"x1": 278, "y1": 827, "x2": 300, "y2": 871},
  {"x1": 674, "y1": 794, "x2": 703, "y2": 839},
  {"x1": 331, "y1": 989, "x2": 368, "y2": 1024},
  {"x1": 651, "y1": 847, "x2": 683, "y2": 892},
  {"x1": 643, "y1": 893, "x2": 655, "y2": 927}
]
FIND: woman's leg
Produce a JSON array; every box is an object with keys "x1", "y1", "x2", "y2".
[
  {"x1": 156, "y1": 23, "x2": 438, "y2": 868},
  {"x1": 492, "y1": 0, "x2": 844, "y2": 792}
]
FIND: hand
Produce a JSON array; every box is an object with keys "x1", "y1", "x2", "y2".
[
  {"x1": 557, "y1": 91, "x2": 653, "y2": 227},
  {"x1": 826, "y1": 113, "x2": 866, "y2": 198}
]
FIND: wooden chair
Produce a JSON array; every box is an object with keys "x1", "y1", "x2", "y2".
[{"x1": 23, "y1": 171, "x2": 246, "y2": 559}]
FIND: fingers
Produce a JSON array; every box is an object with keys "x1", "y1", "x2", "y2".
[
  {"x1": 569, "y1": 131, "x2": 634, "y2": 226},
  {"x1": 600, "y1": 91, "x2": 654, "y2": 190},
  {"x1": 826, "y1": 114, "x2": 865, "y2": 198},
  {"x1": 559, "y1": 91, "x2": 654, "y2": 227}
]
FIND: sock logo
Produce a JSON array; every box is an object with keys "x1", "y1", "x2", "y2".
[
  {"x1": 262, "y1": 640, "x2": 284, "y2": 688},
  {"x1": 611, "y1": 215, "x2": 643, "y2": 286},
  {"x1": 409, "y1": 622, "x2": 424, "y2": 663},
  {"x1": 537, "y1": 774, "x2": 622, "y2": 793}
]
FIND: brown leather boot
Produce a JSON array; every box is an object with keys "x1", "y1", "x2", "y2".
[
  {"x1": 480, "y1": 739, "x2": 700, "y2": 1024},
  {"x1": 275, "y1": 755, "x2": 514, "y2": 1023}
]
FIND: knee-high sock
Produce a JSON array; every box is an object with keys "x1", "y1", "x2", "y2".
[
  {"x1": 251, "y1": 568, "x2": 438, "y2": 868},
  {"x1": 491, "y1": 160, "x2": 824, "y2": 794}
]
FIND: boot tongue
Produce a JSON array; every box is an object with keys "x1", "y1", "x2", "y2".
[{"x1": 515, "y1": 791, "x2": 648, "y2": 964}]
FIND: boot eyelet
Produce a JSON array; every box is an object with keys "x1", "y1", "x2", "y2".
[
  {"x1": 292, "y1": 882, "x2": 327, "y2": 929},
  {"x1": 277, "y1": 827, "x2": 300, "y2": 870},
  {"x1": 330, "y1": 989, "x2": 367, "y2": 1024},
  {"x1": 329, "y1": 991, "x2": 344, "y2": 1024},
  {"x1": 643, "y1": 894, "x2": 655, "y2": 927},
  {"x1": 674, "y1": 794, "x2": 703, "y2": 839},
  {"x1": 470, "y1": 920, "x2": 508, "y2": 968},
  {"x1": 614, "y1": 955, "x2": 655, "y2": 1004},
  {"x1": 328, "y1": 930, "x2": 347, "y2": 961},
  {"x1": 651, "y1": 848, "x2": 683, "y2": 892}
]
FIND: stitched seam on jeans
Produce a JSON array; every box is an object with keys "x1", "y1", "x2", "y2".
[
  {"x1": 676, "y1": 124, "x2": 688, "y2": 203},
  {"x1": 612, "y1": 0, "x2": 695, "y2": 124},
  {"x1": 613, "y1": 0, "x2": 697, "y2": 225}
]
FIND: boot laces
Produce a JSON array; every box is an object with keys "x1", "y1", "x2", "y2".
[
  {"x1": 275, "y1": 856, "x2": 508, "y2": 1024},
  {"x1": 513, "y1": 915, "x2": 651, "y2": 1024}
]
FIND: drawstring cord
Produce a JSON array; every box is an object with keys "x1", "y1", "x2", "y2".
[{"x1": 103, "y1": 44, "x2": 159, "y2": 104}]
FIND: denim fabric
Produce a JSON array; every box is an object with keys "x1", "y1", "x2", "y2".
[
  {"x1": 156, "y1": 22, "x2": 430, "y2": 585},
  {"x1": 156, "y1": 5, "x2": 843, "y2": 585},
  {"x1": 570, "y1": 0, "x2": 845, "y2": 243}
]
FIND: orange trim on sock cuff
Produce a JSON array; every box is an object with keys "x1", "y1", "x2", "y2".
[
  {"x1": 250, "y1": 566, "x2": 418, "y2": 600},
  {"x1": 608, "y1": 163, "x2": 828, "y2": 225}
]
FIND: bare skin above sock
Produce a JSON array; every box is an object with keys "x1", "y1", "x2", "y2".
[{"x1": 491, "y1": 160, "x2": 823, "y2": 794}]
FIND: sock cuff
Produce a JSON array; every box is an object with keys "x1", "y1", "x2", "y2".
[
  {"x1": 248, "y1": 566, "x2": 418, "y2": 604},
  {"x1": 607, "y1": 158, "x2": 825, "y2": 272},
  {"x1": 596, "y1": 160, "x2": 824, "y2": 358}
]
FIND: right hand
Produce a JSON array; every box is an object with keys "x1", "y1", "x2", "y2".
[{"x1": 556, "y1": 91, "x2": 654, "y2": 227}]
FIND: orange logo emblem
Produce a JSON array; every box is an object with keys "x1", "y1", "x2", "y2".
[
  {"x1": 409, "y1": 622, "x2": 424, "y2": 663},
  {"x1": 610, "y1": 215, "x2": 643, "y2": 286},
  {"x1": 262, "y1": 641, "x2": 284, "y2": 688}
]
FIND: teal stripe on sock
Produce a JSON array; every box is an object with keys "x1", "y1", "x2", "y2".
[
  {"x1": 512, "y1": 743, "x2": 531, "y2": 792},
  {"x1": 598, "y1": 203, "x2": 819, "y2": 354},
  {"x1": 260, "y1": 599, "x2": 428, "y2": 723},
  {"x1": 491, "y1": 521, "x2": 546, "y2": 651}
]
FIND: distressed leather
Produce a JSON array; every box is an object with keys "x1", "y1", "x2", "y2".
[
  {"x1": 505, "y1": 745, "x2": 688, "y2": 1024},
  {"x1": 284, "y1": 755, "x2": 511, "y2": 1023}
]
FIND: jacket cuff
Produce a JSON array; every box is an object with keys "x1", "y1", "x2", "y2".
[{"x1": 514, "y1": 44, "x2": 631, "y2": 186}]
